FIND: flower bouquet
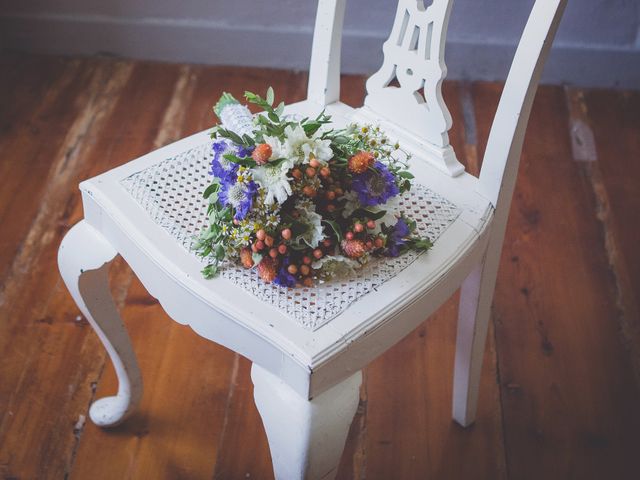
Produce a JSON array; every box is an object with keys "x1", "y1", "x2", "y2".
[{"x1": 195, "y1": 88, "x2": 432, "y2": 287}]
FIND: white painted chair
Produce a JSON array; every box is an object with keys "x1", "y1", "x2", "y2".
[{"x1": 58, "y1": 1, "x2": 567, "y2": 478}]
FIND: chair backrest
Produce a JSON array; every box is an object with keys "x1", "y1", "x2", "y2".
[{"x1": 307, "y1": 0, "x2": 567, "y2": 212}]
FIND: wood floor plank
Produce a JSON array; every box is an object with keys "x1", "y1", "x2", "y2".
[
  {"x1": 583, "y1": 89, "x2": 640, "y2": 384},
  {"x1": 472, "y1": 83, "x2": 640, "y2": 479},
  {"x1": 0, "y1": 59, "x2": 183, "y2": 479},
  {"x1": 364, "y1": 296, "x2": 507, "y2": 480},
  {"x1": 0, "y1": 56, "x2": 94, "y2": 281}
]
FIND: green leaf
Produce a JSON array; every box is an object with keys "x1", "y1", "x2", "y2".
[
  {"x1": 223, "y1": 153, "x2": 257, "y2": 168},
  {"x1": 203, "y1": 182, "x2": 220, "y2": 199},
  {"x1": 355, "y1": 208, "x2": 387, "y2": 221},
  {"x1": 303, "y1": 121, "x2": 322, "y2": 136},
  {"x1": 410, "y1": 237, "x2": 433, "y2": 251},
  {"x1": 202, "y1": 264, "x2": 219, "y2": 279},
  {"x1": 268, "y1": 111, "x2": 280, "y2": 123},
  {"x1": 242, "y1": 134, "x2": 255, "y2": 146},
  {"x1": 275, "y1": 102, "x2": 285, "y2": 116},
  {"x1": 266, "y1": 86, "x2": 274, "y2": 106},
  {"x1": 322, "y1": 219, "x2": 343, "y2": 242},
  {"x1": 217, "y1": 128, "x2": 245, "y2": 145},
  {"x1": 398, "y1": 171, "x2": 415, "y2": 179}
]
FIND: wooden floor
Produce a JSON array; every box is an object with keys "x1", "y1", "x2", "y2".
[{"x1": 0, "y1": 53, "x2": 639, "y2": 480}]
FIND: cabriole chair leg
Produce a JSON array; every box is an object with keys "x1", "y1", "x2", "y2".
[
  {"x1": 251, "y1": 365, "x2": 362, "y2": 480},
  {"x1": 58, "y1": 221, "x2": 143, "y2": 427}
]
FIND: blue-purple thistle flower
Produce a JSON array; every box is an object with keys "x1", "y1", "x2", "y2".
[
  {"x1": 385, "y1": 218, "x2": 410, "y2": 257},
  {"x1": 210, "y1": 140, "x2": 251, "y2": 182},
  {"x1": 273, "y1": 256, "x2": 297, "y2": 288},
  {"x1": 351, "y1": 161, "x2": 399, "y2": 206},
  {"x1": 218, "y1": 177, "x2": 259, "y2": 220}
]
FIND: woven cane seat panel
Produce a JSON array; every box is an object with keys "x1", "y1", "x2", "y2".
[{"x1": 121, "y1": 141, "x2": 460, "y2": 330}]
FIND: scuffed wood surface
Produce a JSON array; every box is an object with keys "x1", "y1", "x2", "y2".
[{"x1": 1, "y1": 55, "x2": 639, "y2": 479}]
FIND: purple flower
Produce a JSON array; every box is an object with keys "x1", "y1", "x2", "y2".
[
  {"x1": 218, "y1": 178, "x2": 259, "y2": 220},
  {"x1": 351, "y1": 161, "x2": 399, "y2": 206},
  {"x1": 273, "y1": 257, "x2": 296, "y2": 288},
  {"x1": 385, "y1": 218, "x2": 410, "y2": 257},
  {"x1": 210, "y1": 140, "x2": 251, "y2": 182}
]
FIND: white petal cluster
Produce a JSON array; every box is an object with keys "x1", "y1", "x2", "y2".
[
  {"x1": 283, "y1": 125, "x2": 333, "y2": 165},
  {"x1": 295, "y1": 201, "x2": 325, "y2": 248},
  {"x1": 252, "y1": 160, "x2": 294, "y2": 205}
]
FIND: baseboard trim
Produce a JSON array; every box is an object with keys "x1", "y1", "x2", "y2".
[{"x1": 1, "y1": 12, "x2": 639, "y2": 89}]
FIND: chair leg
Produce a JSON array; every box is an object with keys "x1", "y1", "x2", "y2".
[
  {"x1": 251, "y1": 365, "x2": 361, "y2": 480},
  {"x1": 452, "y1": 251, "x2": 498, "y2": 427},
  {"x1": 58, "y1": 221, "x2": 142, "y2": 427}
]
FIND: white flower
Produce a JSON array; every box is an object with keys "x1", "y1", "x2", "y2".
[
  {"x1": 340, "y1": 190, "x2": 361, "y2": 218},
  {"x1": 370, "y1": 196, "x2": 401, "y2": 234},
  {"x1": 284, "y1": 124, "x2": 333, "y2": 164},
  {"x1": 341, "y1": 192, "x2": 400, "y2": 233},
  {"x1": 263, "y1": 135, "x2": 287, "y2": 160},
  {"x1": 252, "y1": 161, "x2": 293, "y2": 205},
  {"x1": 295, "y1": 201, "x2": 325, "y2": 248},
  {"x1": 312, "y1": 255, "x2": 359, "y2": 280}
]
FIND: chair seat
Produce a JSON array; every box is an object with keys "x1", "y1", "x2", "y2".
[{"x1": 80, "y1": 100, "x2": 493, "y2": 397}]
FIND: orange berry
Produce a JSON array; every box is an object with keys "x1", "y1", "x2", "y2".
[
  {"x1": 367, "y1": 220, "x2": 376, "y2": 229},
  {"x1": 255, "y1": 240, "x2": 265, "y2": 250},
  {"x1": 305, "y1": 167, "x2": 316, "y2": 178},
  {"x1": 264, "y1": 236, "x2": 274, "y2": 247},
  {"x1": 303, "y1": 277, "x2": 314, "y2": 287},
  {"x1": 320, "y1": 167, "x2": 331, "y2": 178},
  {"x1": 345, "y1": 231, "x2": 354, "y2": 240},
  {"x1": 322, "y1": 239, "x2": 332, "y2": 247},
  {"x1": 303, "y1": 186, "x2": 316, "y2": 197},
  {"x1": 309, "y1": 158, "x2": 320, "y2": 168},
  {"x1": 278, "y1": 244, "x2": 287, "y2": 255},
  {"x1": 374, "y1": 237, "x2": 384, "y2": 248},
  {"x1": 292, "y1": 168, "x2": 303, "y2": 180},
  {"x1": 302, "y1": 256, "x2": 312, "y2": 265},
  {"x1": 354, "y1": 223, "x2": 364, "y2": 233},
  {"x1": 366, "y1": 240, "x2": 374, "y2": 249},
  {"x1": 281, "y1": 228, "x2": 292, "y2": 240},
  {"x1": 326, "y1": 204, "x2": 336, "y2": 213},
  {"x1": 251, "y1": 243, "x2": 259, "y2": 253},
  {"x1": 300, "y1": 265, "x2": 311, "y2": 276},
  {"x1": 334, "y1": 187, "x2": 344, "y2": 196},
  {"x1": 256, "y1": 229, "x2": 266, "y2": 241},
  {"x1": 313, "y1": 249, "x2": 323, "y2": 259},
  {"x1": 269, "y1": 248, "x2": 279, "y2": 258},
  {"x1": 287, "y1": 264, "x2": 298, "y2": 275},
  {"x1": 252, "y1": 143, "x2": 272, "y2": 164},
  {"x1": 325, "y1": 191, "x2": 336, "y2": 201}
]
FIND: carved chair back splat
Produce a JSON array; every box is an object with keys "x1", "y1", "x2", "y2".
[{"x1": 58, "y1": 1, "x2": 568, "y2": 478}]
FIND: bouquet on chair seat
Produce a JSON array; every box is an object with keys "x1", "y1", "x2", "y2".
[{"x1": 196, "y1": 88, "x2": 432, "y2": 287}]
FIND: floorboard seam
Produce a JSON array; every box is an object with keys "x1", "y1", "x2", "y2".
[{"x1": 565, "y1": 87, "x2": 640, "y2": 391}]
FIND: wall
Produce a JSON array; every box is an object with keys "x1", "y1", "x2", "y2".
[{"x1": 1, "y1": 0, "x2": 639, "y2": 89}]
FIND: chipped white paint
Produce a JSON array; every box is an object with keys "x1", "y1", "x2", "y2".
[{"x1": 58, "y1": 0, "x2": 567, "y2": 477}]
